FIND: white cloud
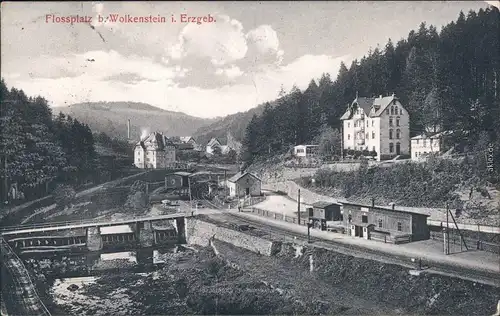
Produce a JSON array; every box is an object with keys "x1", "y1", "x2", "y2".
[
  {"x1": 3, "y1": 53, "x2": 350, "y2": 118},
  {"x1": 5, "y1": 50, "x2": 188, "y2": 82},
  {"x1": 167, "y1": 14, "x2": 248, "y2": 66},
  {"x1": 215, "y1": 65, "x2": 244, "y2": 78},
  {"x1": 246, "y1": 25, "x2": 280, "y2": 54}
]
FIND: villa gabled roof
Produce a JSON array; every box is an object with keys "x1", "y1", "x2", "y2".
[
  {"x1": 228, "y1": 171, "x2": 261, "y2": 183},
  {"x1": 341, "y1": 94, "x2": 402, "y2": 120},
  {"x1": 135, "y1": 132, "x2": 174, "y2": 151},
  {"x1": 180, "y1": 136, "x2": 195, "y2": 143}
]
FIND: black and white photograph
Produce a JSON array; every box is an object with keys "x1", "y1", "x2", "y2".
[{"x1": 1, "y1": 1, "x2": 499, "y2": 315}]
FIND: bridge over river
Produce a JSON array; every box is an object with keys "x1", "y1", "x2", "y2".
[{"x1": 1, "y1": 212, "x2": 195, "y2": 254}]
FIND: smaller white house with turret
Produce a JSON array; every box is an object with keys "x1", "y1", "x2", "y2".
[
  {"x1": 340, "y1": 94, "x2": 410, "y2": 161},
  {"x1": 134, "y1": 132, "x2": 176, "y2": 169}
]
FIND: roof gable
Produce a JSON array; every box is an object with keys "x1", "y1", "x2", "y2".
[
  {"x1": 140, "y1": 132, "x2": 174, "y2": 151},
  {"x1": 340, "y1": 97, "x2": 374, "y2": 120},
  {"x1": 370, "y1": 95, "x2": 399, "y2": 117},
  {"x1": 228, "y1": 172, "x2": 261, "y2": 183}
]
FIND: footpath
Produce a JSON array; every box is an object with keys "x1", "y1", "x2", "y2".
[{"x1": 226, "y1": 209, "x2": 500, "y2": 286}]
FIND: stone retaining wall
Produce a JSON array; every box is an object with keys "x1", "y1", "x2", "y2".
[{"x1": 185, "y1": 218, "x2": 281, "y2": 256}]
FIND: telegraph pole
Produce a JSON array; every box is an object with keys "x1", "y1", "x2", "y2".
[
  {"x1": 446, "y1": 203, "x2": 450, "y2": 255},
  {"x1": 188, "y1": 176, "x2": 193, "y2": 212},
  {"x1": 297, "y1": 189, "x2": 301, "y2": 224}
]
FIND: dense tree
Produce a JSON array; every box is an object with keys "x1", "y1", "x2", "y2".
[
  {"x1": 241, "y1": 7, "x2": 500, "y2": 168},
  {"x1": 0, "y1": 79, "x2": 121, "y2": 204}
]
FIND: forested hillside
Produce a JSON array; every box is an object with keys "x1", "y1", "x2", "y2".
[
  {"x1": 0, "y1": 80, "x2": 133, "y2": 204},
  {"x1": 241, "y1": 8, "x2": 500, "y2": 164},
  {"x1": 60, "y1": 101, "x2": 215, "y2": 140}
]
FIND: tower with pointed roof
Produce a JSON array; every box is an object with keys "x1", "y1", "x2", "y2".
[{"x1": 134, "y1": 131, "x2": 176, "y2": 169}]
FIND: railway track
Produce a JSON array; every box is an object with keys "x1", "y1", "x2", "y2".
[
  {"x1": 1, "y1": 239, "x2": 51, "y2": 316},
  {"x1": 197, "y1": 197, "x2": 500, "y2": 287}
]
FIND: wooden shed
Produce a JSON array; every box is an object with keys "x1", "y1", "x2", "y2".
[{"x1": 309, "y1": 201, "x2": 343, "y2": 231}]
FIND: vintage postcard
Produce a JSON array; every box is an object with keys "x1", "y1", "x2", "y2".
[{"x1": 1, "y1": 1, "x2": 499, "y2": 315}]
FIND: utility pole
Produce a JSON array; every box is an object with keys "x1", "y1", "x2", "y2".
[
  {"x1": 224, "y1": 170, "x2": 227, "y2": 199},
  {"x1": 446, "y1": 202, "x2": 450, "y2": 255},
  {"x1": 307, "y1": 221, "x2": 312, "y2": 243},
  {"x1": 188, "y1": 176, "x2": 193, "y2": 212},
  {"x1": 297, "y1": 189, "x2": 301, "y2": 224}
]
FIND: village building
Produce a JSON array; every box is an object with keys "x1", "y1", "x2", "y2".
[
  {"x1": 205, "y1": 137, "x2": 234, "y2": 155},
  {"x1": 342, "y1": 201, "x2": 430, "y2": 244},
  {"x1": 293, "y1": 145, "x2": 319, "y2": 158},
  {"x1": 411, "y1": 131, "x2": 450, "y2": 160},
  {"x1": 180, "y1": 136, "x2": 201, "y2": 151},
  {"x1": 340, "y1": 94, "x2": 410, "y2": 161},
  {"x1": 134, "y1": 132, "x2": 176, "y2": 169},
  {"x1": 308, "y1": 201, "x2": 343, "y2": 230},
  {"x1": 227, "y1": 171, "x2": 262, "y2": 197}
]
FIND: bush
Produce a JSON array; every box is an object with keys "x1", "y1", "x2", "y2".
[
  {"x1": 53, "y1": 184, "x2": 76, "y2": 207},
  {"x1": 309, "y1": 156, "x2": 488, "y2": 207}
]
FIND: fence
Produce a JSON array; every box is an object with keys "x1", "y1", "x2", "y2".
[
  {"x1": 0, "y1": 237, "x2": 51, "y2": 316},
  {"x1": 244, "y1": 207, "x2": 309, "y2": 226}
]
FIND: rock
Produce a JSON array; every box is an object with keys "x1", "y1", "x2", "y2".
[{"x1": 67, "y1": 284, "x2": 79, "y2": 291}]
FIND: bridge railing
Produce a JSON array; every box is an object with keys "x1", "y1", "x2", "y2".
[
  {"x1": 1, "y1": 237, "x2": 52, "y2": 316},
  {"x1": 0, "y1": 212, "x2": 193, "y2": 234}
]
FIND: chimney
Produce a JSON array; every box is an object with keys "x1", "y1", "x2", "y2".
[
  {"x1": 392, "y1": 203, "x2": 395, "y2": 210},
  {"x1": 127, "y1": 119, "x2": 131, "y2": 139},
  {"x1": 371, "y1": 198, "x2": 375, "y2": 208}
]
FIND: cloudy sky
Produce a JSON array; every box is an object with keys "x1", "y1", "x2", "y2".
[{"x1": 1, "y1": 1, "x2": 493, "y2": 118}]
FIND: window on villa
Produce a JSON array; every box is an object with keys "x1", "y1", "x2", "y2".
[
  {"x1": 347, "y1": 134, "x2": 350, "y2": 140},
  {"x1": 372, "y1": 120, "x2": 374, "y2": 127},
  {"x1": 396, "y1": 118, "x2": 400, "y2": 126},
  {"x1": 348, "y1": 122, "x2": 350, "y2": 128},
  {"x1": 362, "y1": 215, "x2": 368, "y2": 223},
  {"x1": 389, "y1": 129, "x2": 393, "y2": 139},
  {"x1": 396, "y1": 129, "x2": 401, "y2": 139},
  {"x1": 397, "y1": 222, "x2": 402, "y2": 231},
  {"x1": 373, "y1": 146, "x2": 376, "y2": 152},
  {"x1": 416, "y1": 139, "x2": 419, "y2": 144},
  {"x1": 400, "y1": 108, "x2": 403, "y2": 115},
  {"x1": 372, "y1": 131, "x2": 375, "y2": 139},
  {"x1": 378, "y1": 219, "x2": 383, "y2": 228},
  {"x1": 391, "y1": 106, "x2": 394, "y2": 115},
  {"x1": 389, "y1": 118, "x2": 393, "y2": 127},
  {"x1": 423, "y1": 139, "x2": 427, "y2": 147},
  {"x1": 386, "y1": 109, "x2": 389, "y2": 114},
  {"x1": 389, "y1": 143, "x2": 394, "y2": 153}
]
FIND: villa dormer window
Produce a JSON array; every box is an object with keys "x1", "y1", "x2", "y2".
[{"x1": 390, "y1": 106, "x2": 394, "y2": 115}]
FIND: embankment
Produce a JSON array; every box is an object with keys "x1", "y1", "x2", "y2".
[{"x1": 185, "y1": 217, "x2": 282, "y2": 256}]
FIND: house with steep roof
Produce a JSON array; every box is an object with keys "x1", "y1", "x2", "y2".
[
  {"x1": 411, "y1": 131, "x2": 452, "y2": 160},
  {"x1": 134, "y1": 132, "x2": 176, "y2": 169},
  {"x1": 340, "y1": 94, "x2": 410, "y2": 161},
  {"x1": 227, "y1": 171, "x2": 261, "y2": 197},
  {"x1": 205, "y1": 137, "x2": 234, "y2": 155}
]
